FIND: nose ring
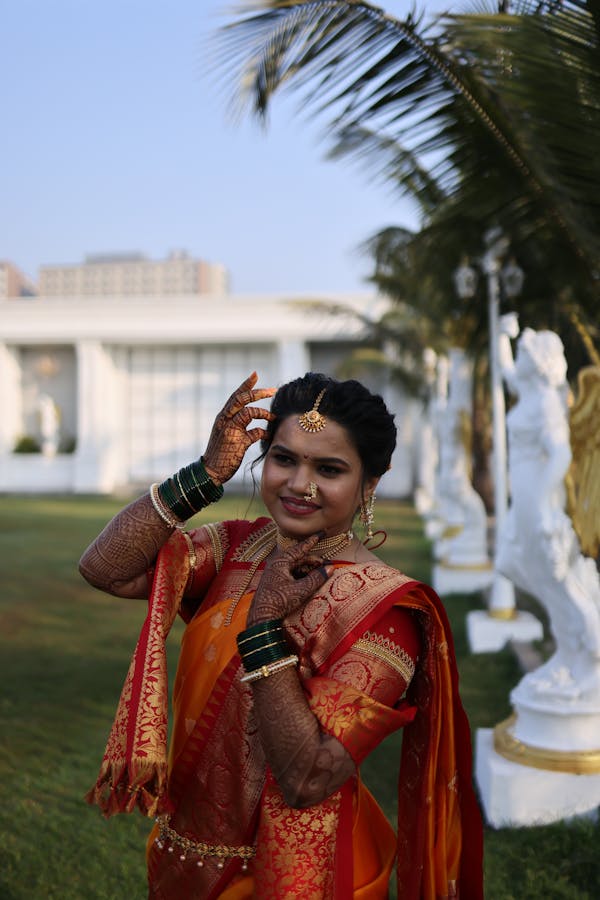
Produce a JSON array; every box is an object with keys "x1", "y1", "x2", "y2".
[{"x1": 304, "y1": 482, "x2": 318, "y2": 502}]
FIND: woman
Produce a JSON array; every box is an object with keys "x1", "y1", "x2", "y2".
[{"x1": 81, "y1": 372, "x2": 483, "y2": 899}]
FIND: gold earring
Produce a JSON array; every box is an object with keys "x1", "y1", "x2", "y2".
[
  {"x1": 360, "y1": 492, "x2": 376, "y2": 540},
  {"x1": 304, "y1": 482, "x2": 318, "y2": 502}
]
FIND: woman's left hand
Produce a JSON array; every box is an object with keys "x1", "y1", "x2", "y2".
[{"x1": 248, "y1": 535, "x2": 334, "y2": 624}]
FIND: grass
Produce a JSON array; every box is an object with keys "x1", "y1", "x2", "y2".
[{"x1": 0, "y1": 494, "x2": 599, "y2": 899}]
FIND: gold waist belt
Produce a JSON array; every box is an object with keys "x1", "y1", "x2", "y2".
[{"x1": 154, "y1": 814, "x2": 255, "y2": 871}]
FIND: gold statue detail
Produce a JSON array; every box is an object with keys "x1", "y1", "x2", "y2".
[{"x1": 567, "y1": 365, "x2": 600, "y2": 560}]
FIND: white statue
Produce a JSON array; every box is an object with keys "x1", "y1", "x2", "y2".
[
  {"x1": 497, "y1": 325, "x2": 600, "y2": 744},
  {"x1": 431, "y1": 349, "x2": 491, "y2": 594},
  {"x1": 38, "y1": 393, "x2": 60, "y2": 457},
  {"x1": 414, "y1": 348, "x2": 439, "y2": 517}
]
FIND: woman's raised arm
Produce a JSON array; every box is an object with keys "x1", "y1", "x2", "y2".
[
  {"x1": 79, "y1": 372, "x2": 275, "y2": 598},
  {"x1": 79, "y1": 493, "x2": 174, "y2": 598}
]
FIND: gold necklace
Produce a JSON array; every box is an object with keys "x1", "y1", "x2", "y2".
[
  {"x1": 224, "y1": 525, "x2": 354, "y2": 627},
  {"x1": 277, "y1": 529, "x2": 354, "y2": 558},
  {"x1": 224, "y1": 527, "x2": 278, "y2": 626}
]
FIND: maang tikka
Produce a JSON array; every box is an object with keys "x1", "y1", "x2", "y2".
[{"x1": 298, "y1": 389, "x2": 327, "y2": 433}]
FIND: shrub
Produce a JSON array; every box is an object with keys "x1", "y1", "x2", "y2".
[{"x1": 13, "y1": 434, "x2": 41, "y2": 453}]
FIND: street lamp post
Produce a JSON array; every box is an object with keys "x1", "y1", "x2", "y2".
[{"x1": 454, "y1": 228, "x2": 524, "y2": 616}]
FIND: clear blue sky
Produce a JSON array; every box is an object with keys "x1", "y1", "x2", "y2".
[{"x1": 2, "y1": 0, "x2": 461, "y2": 293}]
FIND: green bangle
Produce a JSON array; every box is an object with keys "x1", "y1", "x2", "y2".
[
  {"x1": 237, "y1": 619, "x2": 283, "y2": 645},
  {"x1": 237, "y1": 626, "x2": 284, "y2": 650},
  {"x1": 237, "y1": 619, "x2": 288, "y2": 672},
  {"x1": 157, "y1": 479, "x2": 191, "y2": 521},
  {"x1": 157, "y1": 458, "x2": 224, "y2": 520},
  {"x1": 240, "y1": 639, "x2": 288, "y2": 662},
  {"x1": 193, "y1": 458, "x2": 224, "y2": 502},
  {"x1": 240, "y1": 643, "x2": 290, "y2": 673}
]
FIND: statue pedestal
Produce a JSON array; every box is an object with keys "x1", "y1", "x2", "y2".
[
  {"x1": 476, "y1": 728, "x2": 600, "y2": 827},
  {"x1": 467, "y1": 608, "x2": 543, "y2": 653},
  {"x1": 433, "y1": 561, "x2": 493, "y2": 597}
]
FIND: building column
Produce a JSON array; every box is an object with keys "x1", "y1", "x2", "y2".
[
  {"x1": 277, "y1": 340, "x2": 311, "y2": 384},
  {"x1": 0, "y1": 343, "x2": 21, "y2": 455},
  {"x1": 74, "y1": 340, "x2": 128, "y2": 493}
]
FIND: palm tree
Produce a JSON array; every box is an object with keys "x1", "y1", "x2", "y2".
[{"x1": 216, "y1": 0, "x2": 600, "y2": 368}]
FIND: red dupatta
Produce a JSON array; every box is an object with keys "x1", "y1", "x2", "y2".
[{"x1": 85, "y1": 530, "x2": 192, "y2": 818}]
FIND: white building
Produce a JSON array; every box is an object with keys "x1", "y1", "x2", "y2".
[{"x1": 0, "y1": 292, "x2": 421, "y2": 497}]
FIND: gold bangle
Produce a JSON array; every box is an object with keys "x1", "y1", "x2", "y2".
[
  {"x1": 149, "y1": 483, "x2": 186, "y2": 530},
  {"x1": 240, "y1": 655, "x2": 298, "y2": 683}
]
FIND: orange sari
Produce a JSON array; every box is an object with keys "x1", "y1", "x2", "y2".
[{"x1": 87, "y1": 519, "x2": 483, "y2": 899}]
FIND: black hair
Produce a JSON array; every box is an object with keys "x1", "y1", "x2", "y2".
[{"x1": 259, "y1": 372, "x2": 397, "y2": 481}]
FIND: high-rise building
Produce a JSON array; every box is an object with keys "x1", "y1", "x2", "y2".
[
  {"x1": 0, "y1": 261, "x2": 36, "y2": 298},
  {"x1": 38, "y1": 251, "x2": 229, "y2": 297}
]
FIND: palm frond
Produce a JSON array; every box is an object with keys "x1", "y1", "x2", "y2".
[
  {"x1": 217, "y1": 1, "x2": 600, "y2": 307},
  {"x1": 445, "y1": 4, "x2": 600, "y2": 272},
  {"x1": 327, "y1": 125, "x2": 446, "y2": 216}
]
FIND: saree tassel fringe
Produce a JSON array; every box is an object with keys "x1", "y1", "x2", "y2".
[{"x1": 85, "y1": 760, "x2": 173, "y2": 819}]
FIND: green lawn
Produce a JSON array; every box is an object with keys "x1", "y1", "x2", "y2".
[{"x1": 0, "y1": 495, "x2": 598, "y2": 899}]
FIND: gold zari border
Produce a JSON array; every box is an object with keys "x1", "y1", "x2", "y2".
[
  {"x1": 494, "y1": 715, "x2": 600, "y2": 774},
  {"x1": 204, "y1": 522, "x2": 226, "y2": 573},
  {"x1": 353, "y1": 634, "x2": 415, "y2": 683}
]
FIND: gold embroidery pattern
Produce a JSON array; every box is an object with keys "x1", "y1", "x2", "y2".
[
  {"x1": 133, "y1": 540, "x2": 191, "y2": 762},
  {"x1": 149, "y1": 653, "x2": 266, "y2": 897},
  {"x1": 253, "y1": 778, "x2": 339, "y2": 898},
  {"x1": 181, "y1": 531, "x2": 197, "y2": 592},
  {"x1": 231, "y1": 521, "x2": 278, "y2": 562},
  {"x1": 306, "y1": 677, "x2": 415, "y2": 766},
  {"x1": 103, "y1": 655, "x2": 134, "y2": 763},
  {"x1": 224, "y1": 524, "x2": 278, "y2": 625},
  {"x1": 353, "y1": 632, "x2": 416, "y2": 683},
  {"x1": 204, "y1": 521, "x2": 228, "y2": 572},
  {"x1": 88, "y1": 532, "x2": 191, "y2": 816},
  {"x1": 286, "y1": 563, "x2": 415, "y2": 671}
]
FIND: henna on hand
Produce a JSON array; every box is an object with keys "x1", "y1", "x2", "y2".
[
  {"x1": 79, "y1": 493, "x2": 173, "y2": 598},
  {"x1": 203, "y1": 372, "x2": 276, "y2": 485},
  {"x1": 247, "y1": 536, "x2": 334, "y2": 624},
  {"x1": 250, "y1": 668, "x2": 356, "y2": 808},
  {"x1": 244, "y1": 535, "x2": 349, "y2": 805},
  {"x1": 245, "y1": 536, "x2": 349, "y2": 805}
]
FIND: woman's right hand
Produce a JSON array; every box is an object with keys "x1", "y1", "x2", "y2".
[
  {"x1": 247, "y1": 535, "x2": 335, "y2": 624},
  {"x1": 203, "y1": 372, "x2": 276, "y2": 485}
]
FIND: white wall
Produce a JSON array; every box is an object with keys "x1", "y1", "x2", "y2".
[{"x1": 0, "y1": 292, "x2": 419, "y2": 496}]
